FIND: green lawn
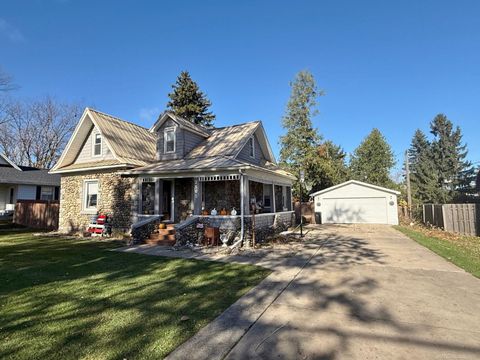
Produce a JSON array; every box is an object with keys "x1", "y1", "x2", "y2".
[
  {"x1": 0, "y1": 230, "x2": 270, "y2": 359},
  {"x1": 394, "y1": 225, "x2": 480, "y2": 278}
]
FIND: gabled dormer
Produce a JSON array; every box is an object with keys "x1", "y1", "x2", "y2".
[
  {"x1": 150, "y1": 112, "x2": 209, "y2": 161},
  {"x1": 235, "y1": 122, "x2": 276, "y2": 166},
  {"x1": 74, "y1": 125, "x2": 115, "y2": 163},
  {"x1": 50, "y1": 108, "x2": 156, "y2": 173}
]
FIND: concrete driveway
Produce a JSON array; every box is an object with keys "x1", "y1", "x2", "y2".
[{"x1": 165, "y1": 225, "x2": 480, "y2": 360}]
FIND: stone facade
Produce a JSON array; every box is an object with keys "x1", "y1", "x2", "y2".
[
  {"x1": 174, "y1": 178, "x2": 193, "y2": 222},
  {"x1": 204, "y1": 180, "x2": 240, "y2": 214},
  {"x1": 59, "y1": 170, "x2": 136, "y2": 233},
  {"x1": 175, "y1": 211, "x2": 295, "y2": 246}
]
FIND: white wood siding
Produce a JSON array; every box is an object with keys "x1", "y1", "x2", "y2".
[
  {"x1": 74, "y1": 126, "x2": 115, "y2": 164},
  {"x1": 0, "y1": 186, "x2": 7, "y2": 210},
  {"x1": 17, "y1": 185, "x2": 36, "y2": 200},
  {"x1": 314, "y1": 182, "x2": 398, "y2": 225}
]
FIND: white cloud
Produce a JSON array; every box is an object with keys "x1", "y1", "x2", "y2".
[
  {"x1": 0, "y1": 18, "x2": 25, "y2": 43},
  {"x1": 139, "y1": 107, "x2": 161, "y2": 123}
]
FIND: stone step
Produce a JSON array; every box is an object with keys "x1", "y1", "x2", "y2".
[
  {"x1": 145, "y1": 238, "x2": 176, "y2": 246},
  {"x1": 155, "y1": 228, "x2": 176, "y2": 236},
  {"x1": 148, "y1": 233, "x2": 176, "y2": 242}
]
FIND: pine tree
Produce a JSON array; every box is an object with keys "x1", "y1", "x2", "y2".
[
  {"x1": 279, "y1": 70, "x2": 324, "y2": 199},
  {"x1": 349, "y1": 128, "x2": 395, "y2": 188},
  {"x1": 167, "y1": 71, "x2": 215, "y2": 127},
  {"x1": 408, "y1": 129, "x2": 441, "y2": 203},
  {"x1": 309, "y1": 140, "x2": 349, "y2": 193},
  {"x1": 430, "y1": 114, "x2": 474, "y2": 202}
]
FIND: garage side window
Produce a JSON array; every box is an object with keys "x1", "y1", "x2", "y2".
[{"x1": 84, "y1": 180, "x2": 99, "y2": 211}]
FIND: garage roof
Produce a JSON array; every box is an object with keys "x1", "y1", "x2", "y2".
[{"x1": 310, "y1": 180, "x2": 400, "y2": 197}]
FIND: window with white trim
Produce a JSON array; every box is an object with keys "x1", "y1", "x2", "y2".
[
  {"x1": 164, "y1": 128, "x2": 175, "y2": 153},
  {"x1": 248, "y1": 136, "x2": 255, "y2": 158},
  {"x1": 40, "y1": 186, "x2": 54, "y2": 201},
  {"x1": 93, "y1": 133, "x2": 102, "y2": 156},
  {"x1": 84, "y1": 180, "x2": 99, "y2": 210}
]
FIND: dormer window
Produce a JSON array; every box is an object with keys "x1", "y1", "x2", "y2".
[
  {"x1": 164, "y1": 127, "x2": 176, "y2": 153},
  {"x1": 248, "y1": 136, "x2": 255, "y2": 158},
  {"x1": 93, "y1": 133, "x2": 102, "y2": 156}
]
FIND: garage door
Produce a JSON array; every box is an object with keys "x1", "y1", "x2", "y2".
[{"x1": 322, "y1": 197, "x2": 388, "y2": 224}]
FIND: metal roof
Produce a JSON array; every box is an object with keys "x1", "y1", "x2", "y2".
[
  {"x1": 150, "y1": 111, "x2": 211, "y2": 137},
  {"x1": 186, "y1": 122, "x2": 260, "y2": 159},
  {"x1": 88, "y1": 109, "x2": 156, "y2": 164}
]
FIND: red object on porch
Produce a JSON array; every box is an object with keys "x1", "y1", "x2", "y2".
[{"x1": 204, "y1": 227, "x2": 220, "y2": 246}]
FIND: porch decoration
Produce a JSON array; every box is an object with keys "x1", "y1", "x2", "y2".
[
  {"x1": 202, "y1": 209, "x2": 209, "y2": 216},
  {"x1": 220, "y1": 232, "x2": 229, "y2": 247},
  {"x1": 220, "y1": 208, "x2": 227, "y2": 216},
  {"x1": 231, "y1": 207, "x2": 237, "y2": 216},
  {"x1": 211, "y1": 208, "x2": 217, "y2": 216}
]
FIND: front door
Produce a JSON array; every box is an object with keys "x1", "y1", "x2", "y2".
[{"x1": 162, "y1": 180, "x2": 172, "y2": 220}]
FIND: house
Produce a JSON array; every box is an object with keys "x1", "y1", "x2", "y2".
[
  {"x1": 50, "y1": 108, "x2": 295, "y2": 243},
  {"x1": 0, "y1": 153, "x2": 61, "y2": 217},
  {"x1": 311, "y1": 180, "x2": 400, "y2": 225}
]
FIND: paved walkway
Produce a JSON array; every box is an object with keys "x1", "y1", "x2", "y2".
[{"x1": 121, "y1": 225, "x2": 480, "y2": 359}]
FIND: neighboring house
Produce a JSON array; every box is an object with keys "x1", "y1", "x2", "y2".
[
  {"x1": 0, "y1": 153, "x2": 61, "y2": 216},
  {"x1": 50, "y1": 108, "x2": 295, "y2": 241},
  {"x1": 311, "y1": 180, "x2": 400, "y2": 225}
]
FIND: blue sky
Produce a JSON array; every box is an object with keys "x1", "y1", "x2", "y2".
[{"x1": 1, "y1": 0, "x2": 479, "y2": 175}]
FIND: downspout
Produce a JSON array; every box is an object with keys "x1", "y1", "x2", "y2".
[{"x1": 239, "y1": 169, "x2": 245, "y2": 243}]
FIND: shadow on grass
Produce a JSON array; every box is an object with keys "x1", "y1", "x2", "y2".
[{"x1": 0, "y1": 231, "x2": 269, "y2": 359}]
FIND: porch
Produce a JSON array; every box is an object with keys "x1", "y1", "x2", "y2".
[{"x1": 134, "y1": 173, "x2": 293, "y2": 224}]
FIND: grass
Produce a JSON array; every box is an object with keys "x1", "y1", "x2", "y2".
[
  {"x1": 0, "y1": 230, "x2": 270, "y2": 359},
  {"x1": 394, "y1": 225, "x2": 480, "y2": 278}
]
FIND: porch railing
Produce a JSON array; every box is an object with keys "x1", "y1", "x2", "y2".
[{"x1": 130, "y1": 215, "x2": 162, "y2": 244}]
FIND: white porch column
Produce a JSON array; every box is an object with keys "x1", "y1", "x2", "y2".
[
  {"x1": 154, "y1": 178, "x2": 161, "y2": 215},
  {"x1": 242, "y1": 175, "x2": 250, "y2": 215},
  {"x1": 272, "y1": 183, "x2": 276, "y2": 213},
  {"x1": 171, "y1": 180, "x2": 175, "y2": 221},
  {"x1": 193, "y1": 177, "x2": 202, "y2": 215}
]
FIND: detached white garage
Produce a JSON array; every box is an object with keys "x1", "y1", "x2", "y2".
[{"x1": 311, "y1": 180, "x2": 400, "y2": 225}]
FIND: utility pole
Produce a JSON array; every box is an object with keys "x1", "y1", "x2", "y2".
[
  {"x1": 405, "y1": 151, "x2": 412, "y2": 218},
  {"x1": 299, "y1": 170, "x2": 305, "y2": 237}
]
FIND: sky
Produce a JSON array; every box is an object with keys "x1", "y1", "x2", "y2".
[{"x1": 1, "y1": 0, "x2": 479, "y2": 175}]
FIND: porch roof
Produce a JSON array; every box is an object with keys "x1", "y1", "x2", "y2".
[{"x1": 124, "y1": 155, "x2": 295, "y2": 180}]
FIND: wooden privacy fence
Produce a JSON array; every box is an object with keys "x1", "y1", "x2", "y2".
[
  {"x1": 14, "y1": 200, "x2": 59, "y2": 230},
  {"x1": 294, "y1": 201, "x2": 315, "y2": 224},
  {"x1": 423, "y1": 203, "x2": 479, "y2": 236}
]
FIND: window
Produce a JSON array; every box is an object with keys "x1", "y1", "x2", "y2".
[
  {"x1": 248, "y1": 136, "x2": 255, "y2": 158},
  {"x1": 93, "y1": 133, "x2": 102, "y2": 156},
  {"x1": 164, "y1": 128, "x2": 175, "y2": 153},
  {"x1": 40, "y1": 186, "x2": 54, "y2": 201},
  {"x1": 9, "y1": 188, "x2": 14, "y2": 204},
  {"x1": 84, "y1": 180, "x2": 99, "y2": 210}
]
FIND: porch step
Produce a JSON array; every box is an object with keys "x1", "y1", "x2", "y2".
[
  {"x1": 145, "y1": 238, "x2": 176, "y2": 246},
  {"x1": 148, "y1": 232, "x2": 175, "y2": 241},
  {"x1": 145, "y1": 225, "x2": 176, "y2": 246},
  {"x1": 155, "y1": 228, "x2": 176, "y2": 236}
]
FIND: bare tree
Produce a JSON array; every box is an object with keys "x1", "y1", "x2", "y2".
[
  {"x1": 0, "y1": 67, "x2": 19, "y2": 125},
  {"x1": 0, "y1": 67, "x2": 18, "y2": 92},
  {"x1": 0, "y1": 96, "x2": 81, "y2": 169}
]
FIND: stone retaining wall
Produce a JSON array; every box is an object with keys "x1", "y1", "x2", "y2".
[
  {"x1": 175, "y1": 211, "x2": 295, "y2": 246},
  {"x1": 59, "y1": 170, "x2": 135, "y2": 233}
]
